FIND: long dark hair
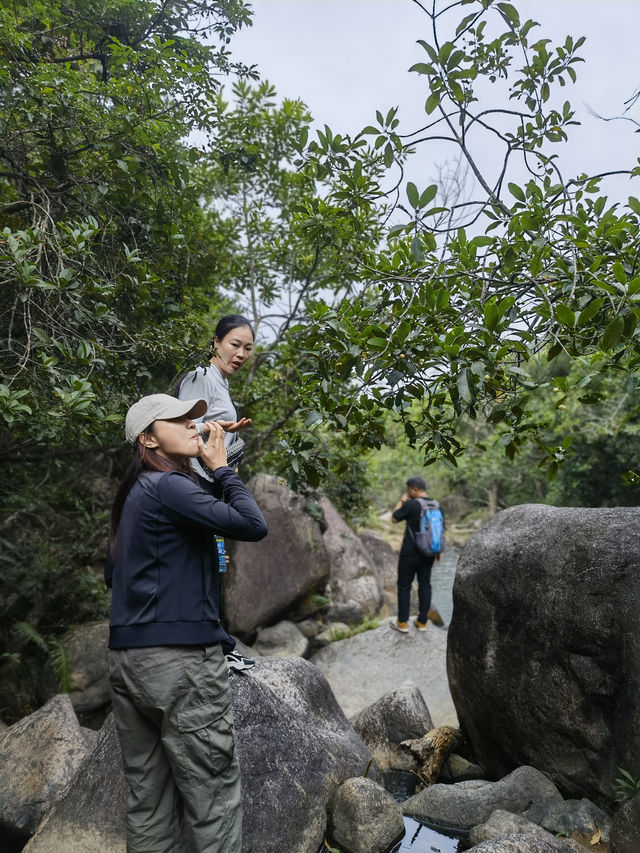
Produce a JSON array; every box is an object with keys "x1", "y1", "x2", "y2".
[
  {"x1": 109, "y1": 424, "x2": 193, "y2": 552},
  {"x1": 173, "y1": 314, "x2": 255, "y2": 396}
]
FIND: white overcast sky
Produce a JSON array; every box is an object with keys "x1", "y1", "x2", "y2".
[{"x1": 227, "y1": 0, "x2": 640, "y2": 202}]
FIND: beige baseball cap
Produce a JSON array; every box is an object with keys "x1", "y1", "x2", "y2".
[{"x1": 125, "y1": 394, "x2": 207, "y2": 444}]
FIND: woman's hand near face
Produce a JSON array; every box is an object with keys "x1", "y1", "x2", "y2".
[
  {"x1": 215, "y1": 417, "x2": 252, "y2": 433},
  {"x1": 198, "y1": 422, "x2": 228, "y2": 470}
]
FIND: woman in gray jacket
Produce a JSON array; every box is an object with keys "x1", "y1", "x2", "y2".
[{"x1": 106, "y1": 393, "x2": 267, "y2": 853}]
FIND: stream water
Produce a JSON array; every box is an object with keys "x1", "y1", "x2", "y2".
[{"x1": 429, "y1": 546, "x2": 459, "y2": 626}]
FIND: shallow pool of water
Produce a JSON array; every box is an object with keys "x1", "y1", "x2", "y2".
[{"x1": 392, "y1": 816, "x2": 469, "y2": 852}]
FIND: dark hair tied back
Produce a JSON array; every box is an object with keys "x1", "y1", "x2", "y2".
[{"x1": 210, "y1": 314, "x2": 254, "y2": 353}]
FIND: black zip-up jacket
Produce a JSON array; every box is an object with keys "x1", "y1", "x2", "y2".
[{"x1": 105, "y1": 466, "x2": 267, "y2": 649}]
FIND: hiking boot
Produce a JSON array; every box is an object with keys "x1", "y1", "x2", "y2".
[
  {"x1": 389, "y1": 618, "x2": 410, "y2": 634},
  {"x1": 414, "y1": 618, "x2": 428, "y2": 632},
  {"x1": 226, "y1": 650, "x2": 255, "y2": 676}
]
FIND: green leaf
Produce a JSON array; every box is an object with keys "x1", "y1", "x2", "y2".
[
  {"x1": 425, "y1": 92, "x2": 440, "y2": 115},
  {"x1": 576, "y1": 298, "x2": 604, "y2": 327},
  {"x1": 628, "y1": 196, "x2": 640, "y2": 216},
  {"x1": 554, "y1": 303, "x2": 575, "y2": 327},
  {"x1": 406, "y1": 182, "x2": 419, "y2": 208},
  {"x1": 612, "y1": 261, "x2": 627, "y2": 285},
  {"x1": 484, "y1": 302, "x2": 499, "y2": 331},
  {"x1": 601, "y1": 316, "x2": 625, "y2": 350},
  {"x1": 384, "y1": 142, "x2": 394, "y2": 167},
  {"x1": 305, "y1": 410, "x2": 322, "y2": 428},
  {"x1": 508, "y1": 183, "x2": 526, "y2": 202},
  {"x1": 410, "y1": 236, "x2": 425, "y2": 262},
  {"x1": 496, "y1": 2, "x2": 520, "y2": 26},
  {"x1": 457, "y1": 368, "x2": 473, "y2": 403},
  {"x1": 409, "y1": 63, "x2": 435, "y2": 75},
  {"x1": 419, "y1": 185, "x2": 438, "y2": 207}
]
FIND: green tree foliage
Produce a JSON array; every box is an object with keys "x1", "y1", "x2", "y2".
[
  {"x1": 1, "y1": 0, "x2": 254, "y2": 452},
  {"x1": 0, "y1": 0, "x2": 255, "y2": 719},
  {"x1": 180, "y1": 80, "x2": 388, "y2": 489},
  {"x1": 288, "y1": 0, "x2": 640, "y2": 478}
]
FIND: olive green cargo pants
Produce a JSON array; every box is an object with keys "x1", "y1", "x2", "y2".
[{"x1": 109, "y1": 644, "x2": 241, "y2": 853}]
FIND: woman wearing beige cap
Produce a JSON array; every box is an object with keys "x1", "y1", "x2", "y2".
[{"x1": 106, "y1": 393, "x2": 267, "y2": 853}]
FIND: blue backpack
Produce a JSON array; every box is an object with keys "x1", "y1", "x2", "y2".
[{"x1": 412, "y1": 498, "x2": 445, "y2": 557}]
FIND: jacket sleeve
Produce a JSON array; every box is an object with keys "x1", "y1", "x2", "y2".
[
  {"x1": 392, "y1": 501, "x2": 412, "y2": 522},
  {"x1": 157, "y1": 469, "x2": 268, "y2": 541}
]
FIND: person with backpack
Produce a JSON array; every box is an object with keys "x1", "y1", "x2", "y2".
[
  {"x1": 106, "y1": 393, "x2": 268, "y2": 852},
  {"x1": 389, "y1": 475, "x2": 445, "y2": 634}
]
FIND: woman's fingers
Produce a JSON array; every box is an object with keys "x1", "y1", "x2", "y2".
[{"x1": 206, "y1": 418, "x2": 252, "y2": 434}]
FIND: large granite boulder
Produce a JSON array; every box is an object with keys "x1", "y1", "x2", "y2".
[
  {"x1": 313, "y1": 621, "x2": 456, "y2": 725},
  {"x1": 448, "y1": 505, "x2": 640, "y2": 809},
  {"x1": 224, "y1": 474, "x2": 330, "y2": 635},
  {"x1": 320, "y1": 497, "x2": 383, "y2": 616},
  {"x1": 0, "y1": 694, "x2": 92, "y2": 841},
  {"x1": 60, "y1": 620, "x2": 110, "y2": 723},
  {"x1": 232, "y1": 657, "x2": 376, "y2": 852},
  {"x1": 23, "y1": 714, "x2": 126, "y2": 853},
  {"x1": 610, "y1": 796, "x2": 640, "y2": 853}
]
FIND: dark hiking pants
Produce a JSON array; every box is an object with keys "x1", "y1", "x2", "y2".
[
  {"x1": 109, "y1": 643, "x2": 241, "y2": 853},
  {"x1": 397, "y1": 552, "x2": 436, "y2": 624}
]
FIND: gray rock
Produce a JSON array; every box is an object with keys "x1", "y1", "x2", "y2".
[
  {"x1": 439, "y1": 753, "x2": 486, "y2": 783},
  {"x1": 340, "y1": 575, "x2": 384, "y2": 619},
  {"x1": 81, "y1": 727, "x2": 99, "y2": 749},
  {"x1": 296, "y1": 617, "x2": 322, "y2": 638},
  {"x1": 469, "y1": 809, "x2": 552, "y2": 844},
  {"x1": 351, "y1": 686, "x2": 434, "y2": 771},
  {"x1": 402, "y1": 765, "x2": 563, "y2": 830},
  {"x1": 467, "y1": 836, "x2": 583, "y2": 852},
  {"x1": 359, "y1": 529, "x2": 398, "y2": 591},
  {"x1": 320, "y1": 497, "x2": 384, "y2": 616},
  {"x1": 23, "y1": 714, "x2": 126, "y2": 853},
  {"x1": 610, "y1": 796, "x2": 640, "y2": 853},
  {"x1": 448, "y1": 504, "x2": 640, "y2": 809},
  {"x1": 326, "y1": 599, "x2": 364, "y2": 625},
  {"x1": 328, "y1": 776, "x2": 404, "y2": 853},
  {"x1": 0, "y1": 694, "x2": 91, "y2": 839},
  {"x1": 524, "y1": 796, "x2": 611, "y2": 841},
  {"x1": 232, "y1": 657, "x2": 377, "y2": 852},
  {"x1": 313, "y1": 621, "x2": 456, "y2": 725},
  {"x1": 61, "y1": 620, "x2": 110, "y2": 719},
  {"x1": 254, "y1": 620, "x2": 310, "y2": 658},
  {"x1": 224, "y1": 474, "x2": 330, "y2": 635}
]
